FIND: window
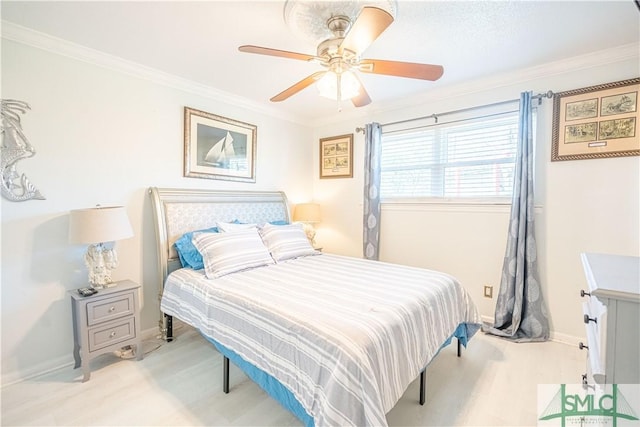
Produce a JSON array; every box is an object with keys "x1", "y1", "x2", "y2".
[{"x1": 380, "y1": 111, "x2": 520, "y2": 200}]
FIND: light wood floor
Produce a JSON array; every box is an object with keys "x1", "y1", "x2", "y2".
[{"x1": 1, "y1": 322, "x2": 583, "y2": 426}]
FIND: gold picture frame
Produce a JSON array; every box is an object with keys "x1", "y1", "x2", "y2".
[
  {"x1": 319, "y1": 134, "x2": 353, "y2": 179},
  {"x1": 551, "y1": 78, "x2": 640, "y2": 161},
  {"x1": 184, "y1": 107, "x2": 256, "y2": 182}
]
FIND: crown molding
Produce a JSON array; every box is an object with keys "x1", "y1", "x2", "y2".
[
  {"x1": 3, "y1": 20, "x2": 637, "y2": 129},
  {"x1": 1, "y1": 20, "x2": 309, "y2": 126},
  {"x1": 312, "y1": 42, "x2": 640, "y2": 127},
  {"x1": 421, "y1": 42, "x2": 640, "y2": 102}
]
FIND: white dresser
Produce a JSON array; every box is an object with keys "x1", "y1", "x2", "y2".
[{"x1": 579, "y1": 253, "x2": 640, "y2": 386}]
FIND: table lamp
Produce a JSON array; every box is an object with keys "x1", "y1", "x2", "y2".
[
  {"x1": 69, "y1": 206, "x2": 134, "y2": 288},
  {"x1": 293, "y1": 203, "x2": 321, "y2": 247}
]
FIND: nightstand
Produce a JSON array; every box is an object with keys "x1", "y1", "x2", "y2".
[{"x1": 71, "y1": 280, "x2": 143, "y2": 382}]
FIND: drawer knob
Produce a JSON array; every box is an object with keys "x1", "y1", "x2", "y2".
[
  {"x1": 578, "y1": 342, "x2": 588, "y2": 350},
  {"x1": 109, "y1": 306, "x2": 116, "y2": 312},
  {"x1": 109, "y1": 331, "x2": 116, "y2": 338},
  {"x1": 583, "y1": 314, "x2": 597, "y2": 324},
  {"x1": 580, "y1": 290, "x2": 591, "y2": 297}
]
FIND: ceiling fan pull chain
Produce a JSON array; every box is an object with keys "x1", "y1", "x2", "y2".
[{"x1": 337, "y1": 72, "x2": 343, "y2": 112}]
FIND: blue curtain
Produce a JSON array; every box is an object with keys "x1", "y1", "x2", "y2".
[
  {"x1": 363, "y1": 123, "x2": 382, "y2": 260},
  {"x1": 483, "y1": 91, "x2": 550, "y2": 342}
]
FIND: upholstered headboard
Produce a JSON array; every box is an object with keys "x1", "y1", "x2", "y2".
[{"x1": 148, "y1": 187, "x2": 290, "y2": 290}]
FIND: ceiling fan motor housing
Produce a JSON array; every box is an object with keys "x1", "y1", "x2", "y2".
[{"x1": 317, "y1": 38, "x2": 358, "y2": 71}]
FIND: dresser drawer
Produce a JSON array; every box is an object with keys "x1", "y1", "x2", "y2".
[
  {"x1": 88, "y1": 317, "x2": 136, "y2": 352},
  {"x1": 86, "y1": 291, "x2": 135, "y2": 326}
]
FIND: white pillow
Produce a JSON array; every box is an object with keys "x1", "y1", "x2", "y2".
[
  {"x1": 259, "y1": 223, "x2": 319, "y2": 262},
  {"x1": 216, "y1": 221, "x2": 257, "y2": 232},
  {"x1": 192, "y1": 228, "x2": 274, "y2": 279}
]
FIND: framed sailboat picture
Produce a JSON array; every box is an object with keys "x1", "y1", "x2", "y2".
[{"x1": 184, "y1": 107, "x2": 257, "y2": 182}]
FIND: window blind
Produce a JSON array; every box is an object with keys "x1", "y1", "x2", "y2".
[{"x1": 380, "y1": 111, "x2": 520, "y2": 200}]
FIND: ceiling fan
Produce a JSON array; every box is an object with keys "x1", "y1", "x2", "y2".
[{"x1": 239, "y1": 5, "x2": 444, "y2": 107}]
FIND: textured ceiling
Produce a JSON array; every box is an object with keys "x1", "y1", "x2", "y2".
[{"x1": 2, "y1": 1, "x2": 639, "y2": 124}]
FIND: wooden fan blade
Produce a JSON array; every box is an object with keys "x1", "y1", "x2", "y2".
[
  {"x1": 239, "y1": 45, "x2": 316, "y2": 62},
  {"x1": 351, "y1": 75, "x2": 372, "y2": 107},
  {"x1": 340, "y1": 7, "x2": 393, "y2": 55},
  {"x1": 359, "y1": 59, "x2": 444, "y2": 81},
  {"x1": 270, "y1": 71, "x2": 326, "y2": 102}
]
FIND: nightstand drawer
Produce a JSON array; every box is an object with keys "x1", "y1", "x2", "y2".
[
  {"x1": 86, "y1": 291, "x2": 135, "y2": 326},
  {"x1": 88, "y1": 317, "x2": 136, "y2": 352}
]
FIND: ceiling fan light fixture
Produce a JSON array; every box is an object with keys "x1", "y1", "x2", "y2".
[{"x1": 317, "y1": 70, "x2": 360, "y2": 101}]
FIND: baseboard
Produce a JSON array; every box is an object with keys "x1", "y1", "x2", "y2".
[
  {"x1": 549, "y1": 331, "x2": 584, "y2": 347},
  {"x1": 1, "y1": 325, "x2": 160, "y2": 388},
  {"x1": 1, "y1": 321, "x2": 583, "y2": 387},
  {"x1": 479, "y1": 315, "x2": 583, "y2": 347},
  {"x1": 480, "y1": 315, "x2": 494, "y2": 325}
]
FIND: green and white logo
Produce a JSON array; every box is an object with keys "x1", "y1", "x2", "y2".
[{"x1": 538, "y1": 384, "x2": 639, "y2": 426}]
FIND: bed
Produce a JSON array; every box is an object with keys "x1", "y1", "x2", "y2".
[{"x1": 149, "y1": 187, "x2": 481, "y2": 427}]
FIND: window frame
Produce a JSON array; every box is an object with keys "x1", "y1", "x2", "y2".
[{"x1": 379, "y1": 104, "x2": 528, "y2": 205}]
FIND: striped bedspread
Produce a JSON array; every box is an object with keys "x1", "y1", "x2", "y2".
[{"x1": 161, "y1": 254, "x2": 480, "y2": 426}]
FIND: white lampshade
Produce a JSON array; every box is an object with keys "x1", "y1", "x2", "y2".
[
  {"x1": 69, "y1": 206, "x2": 133, "y2": 244},
  {"x1": 293, "y1": 203, "x2": 321, "y2": 223},
  {"x1": 317, "y1": 70, "x2": 360, "y2": 101}
]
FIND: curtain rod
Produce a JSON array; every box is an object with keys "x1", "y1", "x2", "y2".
[{"x1": 355, "y1": 90, "x2": 554, "y2": 133}]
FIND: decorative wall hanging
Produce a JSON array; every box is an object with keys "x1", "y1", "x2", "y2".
[
  {"x1": 551, "y1": 78, "x2": 640, "y2": 161},
  {"x1": 184, "y1": 107, "x2": 257, "y2": 183},
  {"x1": 1, "y1": 99, "x2": 45, "y2": 201},
  {"x1": 319, "y1": 134, "x2": 353, "y2": 178}
]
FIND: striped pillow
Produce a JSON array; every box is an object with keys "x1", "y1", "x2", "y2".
[
  {"x1": 259, "y1": 223, "x2": 319, "y2": 262},
  {"x1": 192, "y1": 228, "x2": 274, "y2": 279}
]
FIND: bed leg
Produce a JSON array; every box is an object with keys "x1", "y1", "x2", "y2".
[
  {"x1": 165, "y1": 314, "x2": 173, "y2": 342},
  {"x1": 419, "y1": 369, "x2": 426, "y2": 405},
  {"x1": 457, "y1": 338, "x2": 461, "y2": 357},
  {"x1": 223, "y1": 356, "x2": 230, "y2": 394}
]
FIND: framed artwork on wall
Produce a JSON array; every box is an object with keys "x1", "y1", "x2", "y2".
[
  {"x1": 319, "y1": 134, "x2": 353, "y2": 179},
  {"x1": 184, "y1": 107, "x2": 257, "y2": 182},
  {"x1": 551, "y1": 78, "x2": 640, "y2": 161}
]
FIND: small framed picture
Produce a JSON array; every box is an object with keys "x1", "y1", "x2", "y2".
[
  {"x1": 319, "y1": 134, "x2": 353, "y2": 179},
  {"x1": 184, "y1": 107, "x2": 256, "y2": 182},
  {"x1": 551, "y1": 78, "x2": 639, "y2": 161}
]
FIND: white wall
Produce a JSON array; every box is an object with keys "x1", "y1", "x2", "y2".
[
  {"x1": 2, "y1": 32, "x2": 638, "y2": 385},
  {"x1": 312, "y1": 46, "x2": 640, "y2": 344},
  {"x1": 1, "y1": 39, "x2": 314, "y2": 385}
]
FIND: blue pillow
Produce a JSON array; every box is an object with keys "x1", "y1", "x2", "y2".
[
  {"x1": 174, "y1": 226, "x2": 219, "y2": 269},
  {"x1": 269, "y1": 220, "x2": 289, "y2": 225}
]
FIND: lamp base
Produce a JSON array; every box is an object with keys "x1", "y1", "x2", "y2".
[
  {"x1": 301, "y1": 223, "x2": 317, "y2": 248},
  {"x1": 101, "y1": 281, "x2": 119, "y2": 288},
  {"x1": 85, "y1": 243, "x2": 119, "y2": 288}
]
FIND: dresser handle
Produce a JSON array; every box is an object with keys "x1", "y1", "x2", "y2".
[
  {"x1": 578, "y1": 342, "x2": 588, "y2": 350},
  {"x1": 580, "y1": 290, "x2": 591, "y2": 297},
  {"x1": 109, "y1": 331, "x2": 116, "y2": 338},
  {"x1": 583, "y1": 314, "x2": 597, "y2": 324},
  {"x1": 109, "y1": 306, "x2": 116, "y2": 312}
]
